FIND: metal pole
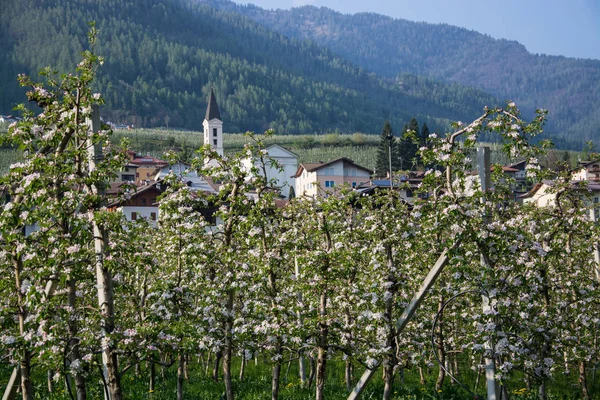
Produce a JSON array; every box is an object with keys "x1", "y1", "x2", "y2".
[
  {"x1": 591, "y1": 208, "x2": 600, "y2": 282},
  {"x1": 87, "y1": 106, "x2": 113, "y2": 400},
  {"x1": 477, "y1": 147, "x2": 498, "y2": 400},
  {"x1": 347, "y1": 242, "x2": 459, "y2": 400},
  {"x1": 388, "y1": 135, "x2": 393, "y2": 189}
]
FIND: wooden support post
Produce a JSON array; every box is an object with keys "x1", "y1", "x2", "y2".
[
  {"x1": 3, "y1": 261, "x2": 58, "y2": 400},
  {"x1": 2, "y1": 368, "x2": 20, "y2": 400},
  {"x1": 477, "y1": 147, "x2": 498, "y2": 400},
  {"x1": 347, "y1": 243, "x2": 458, "y2": 400}
]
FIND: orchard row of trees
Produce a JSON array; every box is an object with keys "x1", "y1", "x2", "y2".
[{"x1": 2, "y1": 36, "x2": 600, "y2": 400}]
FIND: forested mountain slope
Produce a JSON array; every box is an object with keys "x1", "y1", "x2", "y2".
[
  {"x1": 0, "y1": 0, "x2": 498, "y2": 135},
  {"x1": 217, "y1": 0, "x2": 600, "y2": 146}
]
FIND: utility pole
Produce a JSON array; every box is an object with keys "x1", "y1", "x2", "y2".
[
  {"x1": 387, "y1": 130, "x2": 394, "y2": 189},
  {"x1": 477, "y1": 147, "x2": 498, "y2": 400}
]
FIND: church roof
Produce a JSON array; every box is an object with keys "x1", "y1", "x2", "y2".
[{"x1": 205, "y1": 88, "x2": 221, "y2": 121}]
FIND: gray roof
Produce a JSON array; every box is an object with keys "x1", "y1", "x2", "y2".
[{"x1": 205, "y1": 89, "x2": 221, "y2": 121}]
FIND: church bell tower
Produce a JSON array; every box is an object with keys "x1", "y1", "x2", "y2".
[{"x1": 203, "y1": 88, "x2": 223, "y2": 160}]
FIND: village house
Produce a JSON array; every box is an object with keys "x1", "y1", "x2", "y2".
[
  {"x1": 127, "y1": 151, "x2": 169, "y2": 182},
  {"x1": 106, "y1": 180, "x2": 165, "y2": 223},
  {"x1": 113, "y1": 163, "x2": 138, "y2": 182},
  {"x1": 242, "y1": 144, "x2": 298, "y2": 199},
  {"x1": 292, "y1": 157, "x2": 372, "y2": 198},
  {"x1": 572, "y1": 160, "x2": 600, "y2": 183},
  {"x1": 521, "y1": 180, "x2": 600, "y2": 221},
  {"x1": 155, "y1": 162, "x2": 218, "y2": 194}
]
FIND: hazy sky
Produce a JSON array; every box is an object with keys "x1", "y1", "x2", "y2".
[{"x1": 231, "y1": 0, "x2": 600, "y2": 60}]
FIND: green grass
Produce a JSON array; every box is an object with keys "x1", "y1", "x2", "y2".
[
  {"x1": 0, "y1": 147, "x2": 22, "y2": 174},
  {"x1": 2, "y1": 357, "x2": 597, "y2": 399}
]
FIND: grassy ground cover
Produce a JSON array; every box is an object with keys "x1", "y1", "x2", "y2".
[{"x1": 1, "y1": 357, "x2": 596, "y2": 399}]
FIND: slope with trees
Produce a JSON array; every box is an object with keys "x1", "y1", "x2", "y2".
[
  {"x1": 0, "y1": 0, "x2": 500, "y2": 135},
  {"x1": 221, "y1": 0, "x2": 600, "y2": 147}
]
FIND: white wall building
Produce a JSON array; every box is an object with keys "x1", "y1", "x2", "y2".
[
  {"x1": 242, "y1": 144, "x2": 298, "y2": 198},
  {"x1": 155, "y1": 162, "x2": 218, "y2": 194},
  {"x1": 293, "y1": 157, "x2": 372, "y2": 198},
  {"x1": 572, "y1": 161, "x2": 600, "y2": 183}
]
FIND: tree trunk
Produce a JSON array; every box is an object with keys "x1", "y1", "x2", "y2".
[
  {"x1": 47, "y1": 370, "x2": 53, "y2": 393},
  {"x1": 213, "y1": 351, "x2": 222, "y2": 382},
  {"x1": 149, "y1": 360, "x2": 155, "y2": 393},
  {"x1": 538, "y1": 381, "x2": 547, "y2": 400},
  {"x1": 452, "y1": 352, "x2": 459, "y2": 380},
  {"x1": 435, "y1": 295, "x2": 446, "y2": 391},
  {"x1": 345, "y1": 360, "x2": 352, "y2": 392},
  {"x1": 579, "y1": 361, "x2": 590, "y2": 400},
  {"x1": 418, "y1": 366, "x2": 425, "y2": 386},
  {"x1": 223, "y1": 290, "x2": 235, "y2": 400},
  {"x1": 184, "y1": 355, "x2": 189, "y2": 380},
  {"x1": 13, "y1": 255, "x2": 33, "y2": 400},
  {"x1": 382, "y1": 250, "x2": 398, "y2": 400},
  {"x1": 294, "y1": 254, "x2": 307, "y2": 387},
  {"x1": 271, "y1": 341, "x2": 282, "y2": 400},
  {"x1": 308, "y1": 357, "x2": 316, "y2": 388},
  {"x1": 239, "y1": 354, "x2": 246, "y2": 381},
  {"x1": 19, "y1": 351, "x2": 33, "y2": 400},
  {"x1": 382, "y1": 361, "x2": 395, "y2": 400},
  {"x1": 177, "y1": 353, "x2": 184, "y2": 400},
  {"x1": 315, "y1": 289, "x2": 328, "y2": 400},
  {"x1": 68, "y1": 279, "x2": 87, "y2": 400}
]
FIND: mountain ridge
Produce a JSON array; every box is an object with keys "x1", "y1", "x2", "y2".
[
  {"x1": 217, "y1": 0, "x2": 600, "y2": 146},
  {"x1": 0, "y1": 0, "x2": 592, "y2": 150}
]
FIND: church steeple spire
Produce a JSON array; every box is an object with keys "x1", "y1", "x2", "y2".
[{"x1": 205, "y1": 88, "x2": 221, "y2": 122}]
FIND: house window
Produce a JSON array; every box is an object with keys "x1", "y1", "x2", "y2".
[
  {"x1": 325, "y1": 181, "x2": 335, "y2": 188},
  {"x1": 213, "y1": 139, "x2": 218, "y2": 145},
  {"x1": 406, "y1": 190, "x2": 413, "y2": 198},
  {"x1": 150, "y1": 212, "x2": 157, "y2": 221},
  {"x1": 324, "y1": 167, "x2": 334, "y2": 176},
  {"x1": 131, "y1": 212, "x2": 137, "y2": 221},
  {"x1": 213, "y1": 128, "x2": 217, "y2": 137},
  {"x1": 141, "y1": 198, "x2": 146, "y2": 205}
]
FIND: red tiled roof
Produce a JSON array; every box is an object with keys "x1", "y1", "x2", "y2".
[{"x1": 130, "y1": 156, "x2": 168, "y2": 166}]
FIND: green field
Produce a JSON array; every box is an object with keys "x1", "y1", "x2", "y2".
[{"x1": 0, "y1": 126, "x2": 581, "y2": 175}]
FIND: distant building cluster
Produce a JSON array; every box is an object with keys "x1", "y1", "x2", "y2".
[{"x1": 97, "y1": 91, "x2": 600, "y2": 226}]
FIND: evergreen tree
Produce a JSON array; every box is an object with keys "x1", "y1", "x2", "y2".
[
  {"x1": 376, "y1": 121, "x2": 395, "y2": 178},
  {"x1": 417, "y1": 122, "x2": 430, "y2": 167},
  {"x1": 420, "y1": 122, "x2": 430, "y2": 147},
  {"x1": 397, "y1": 118, "x2": 419, "y2": 170}
]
